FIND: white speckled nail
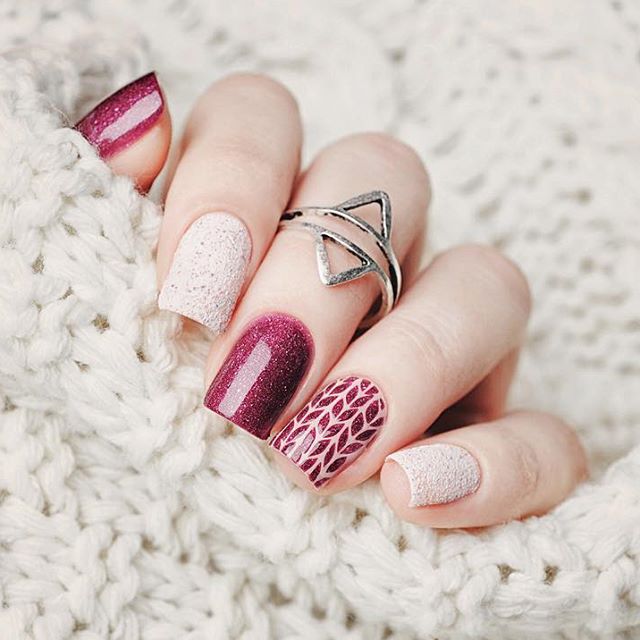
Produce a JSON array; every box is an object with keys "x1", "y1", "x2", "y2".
[
  {"x1": 158, "y1": 213, "x2": 251, "y2": 333},
  {"x1": 387, "y1": 444, "x2": 480, "y2": 507}
]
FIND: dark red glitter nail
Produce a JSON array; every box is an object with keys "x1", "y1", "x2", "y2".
[
  {"x1": 75, "y1": 72, "x2": 164, "y2": 159},
  {"x1": 204, "y1": 313, "x2": 314, "y2": 440}
]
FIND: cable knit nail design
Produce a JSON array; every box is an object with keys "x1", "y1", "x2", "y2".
[{"x1": 270, "y1": 376, "x2": 386, "y2": 487}]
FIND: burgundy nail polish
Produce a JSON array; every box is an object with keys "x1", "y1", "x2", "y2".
[
  {"x1": 270, "y1": 376, "x2": 386, "y2": 487},
  {"x1": 204, "y1": 314, "x2": 314, "y2": 440},
  {"x1": 75, "y1": 72, "x2": 164, "y2": 159}
]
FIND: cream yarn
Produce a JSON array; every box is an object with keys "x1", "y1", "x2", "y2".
[{"x1": 1, "y1": 1, "x2": 639, "y2": 638}]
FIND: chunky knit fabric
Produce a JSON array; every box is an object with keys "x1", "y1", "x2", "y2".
[{"x1": 1, "y1": 1, "x2": 639, "y2": 638}]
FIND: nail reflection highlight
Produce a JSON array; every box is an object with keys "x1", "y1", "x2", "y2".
[{"x1": 218, "y1": 340, "x2": 271, "y2": 417}]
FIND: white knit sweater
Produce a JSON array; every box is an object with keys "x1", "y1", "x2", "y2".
[{"x1": 1, "y1": 1, "x2": 639, "y2": 638}]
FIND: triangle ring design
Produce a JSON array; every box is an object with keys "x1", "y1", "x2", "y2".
[{"x1": 279, "y1": 191, "x2": 402, "y2": 328}]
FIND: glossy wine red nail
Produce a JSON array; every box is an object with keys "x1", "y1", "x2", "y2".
[
  {"x1": 204, "y1": 313, "x2": 314, "y2": 440},
  {"x1": 75, "y1": 72, "x2": 164, "y2": 159},
  {"x1": 270, "y1": 376, "x2": 386, "y2": 487}
]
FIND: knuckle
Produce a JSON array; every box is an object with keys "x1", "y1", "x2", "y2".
[
  {"x1": 531, "y1": 411, "x2": 589, "y2": 484},
  {"x1": 354, "y1": 133, "x2": 428, "y2": 180},
  {"x1": 516, "y1": 446, "x2": 540, "y2": 502},
  {"x1": 219, "y1": 71, "x2": 295, "y2": 103},
  {"x1": 504, "y1": 431, "x2": 540, "y2": 502},
  {"x1": 215, "y1": 72, "x2": 299, "y2": 111},
  {"x1": 559, "y1": 421, "x2": 588, "y2": 481},
  {"x1": 319, "y1": 133, "x2": 431, "y2": 219},
  {"x1": 194, "y1": 72, "x2": 299, "y2": 118},
  {"x1": 347, "y1": 132, "x2": 421, "y2": 165},
  {"x1": 498, "y1": 411, "x2": 587, "y2": 515},
  {"x1": 216, "y1": 140, "x2": 277, "y2": 178},
  {"x1": 384, "y1": 310, "x2": 451, "y2": 403},
  {"x1": 195, "y1": 76, "x2": 298, "y2": 185},
  {"x1": 442, "y1": 244, "x2": 532, "y2": 315},
  {"x1": 175, "y1": 140, "x2": 284, "y2": 216},
  {"x1": 331, "y1": 133, "x2": 429, "y2": 180},
  {"x1": 201, "y1": 140, "x2": 285, "y2": 198}
]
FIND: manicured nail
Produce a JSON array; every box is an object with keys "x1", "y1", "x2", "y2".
[
  {"x1": 270, "y1": 376, "x2": 386, "y2": 488},
  {"x1": 387, "y1": 444, "x2": 480, "y2": 507},
  {"x1": 75, "y1": 72, "x2": 164, "y2": 158},
  {"x1": 204, "y1": 314, "x2": 314, "y2": 440},
  {"x1": 158, "y1": 213, "x2": 251, "y2": 333}
]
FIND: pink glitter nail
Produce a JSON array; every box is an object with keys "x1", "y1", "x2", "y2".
[
  {"x1": 75, "y1": 72, "x2": 164, "y2": 159},
  {"x1": 204, "y1": 314, "x2": 314, "y2": 440}
]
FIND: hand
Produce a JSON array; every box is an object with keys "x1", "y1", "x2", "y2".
[{"x1": 75, "y1": 71, "x2": 587, "y2": 528}]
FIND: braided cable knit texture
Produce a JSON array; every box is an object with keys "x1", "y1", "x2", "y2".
[{"x1": 0, "y1": 1, "x2": 639, "y2": 638}]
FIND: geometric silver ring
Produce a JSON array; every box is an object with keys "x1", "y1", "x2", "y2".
[{"x1": 279, "y1": 191, "x2": 402, "y2": 328}]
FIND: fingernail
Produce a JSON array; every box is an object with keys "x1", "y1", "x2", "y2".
[
  {"x1": 270, "y1": 376, "x2": 386, "y2": 488},
  {"x1": 75, "y1": 71, "x2": 164, "y2": 159},
  {"x1": 204, "y1": 314, "x2": 314, "y2": 440},
  {"x1": 158, "y1": 213, "x2": 251, "y2": 333},
  {"x1": 387, "y1": 444, "x2": 480, "y2": 507}
]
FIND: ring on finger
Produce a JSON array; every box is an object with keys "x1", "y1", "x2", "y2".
[{"x1": 279, "y1": 190, "x2": 402, "y2": 328}]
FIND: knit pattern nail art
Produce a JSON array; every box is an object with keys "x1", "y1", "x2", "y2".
[{"x1": 270, "y1": 376, "x2": 386, "y2": 487}]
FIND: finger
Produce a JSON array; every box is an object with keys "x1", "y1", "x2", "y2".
[
  {"x1": 203, "y1": 133, "x2": 430, "y2": 440},
  {"x1": 75, "y1": 72, "x2": 171, "y2": 191},
  {"x1": 270, "y1": 245, "x2": 530, "y2": 491},
  {"x1": 382, "y1": 411, "x2": 588, "y2": 528},
  {"x1": 157, "y1": 73, "x2": 302, "y2": 334},
  {"x1": 430, "y1": 349, "x2": 520, "y2": 435}
]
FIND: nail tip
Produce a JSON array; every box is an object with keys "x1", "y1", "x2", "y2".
[
  {"x1": 389, "y1": 444, "x2": 481, "y2": 508},
  {"x1": 157, "y1": 297, "x2": 227, "y2": 335},
  {"x1": 207, "y1": 420, "x2": 277, "y2": 441},
  {"x1": 157, "y1": 284, "x2": 230, "y2": 333},
  {"x1": 270, "y1": 376, "x2": 386, "y2": 487},
  {"x1": 158, "y1": 212, "x2": 251, "y2": 334},
  {"x1": 203, "y1": 400, "x2": 272, "y2": 441},
  {"x1": 141, "y1": 70, "x2": 160, "y2": 85}
]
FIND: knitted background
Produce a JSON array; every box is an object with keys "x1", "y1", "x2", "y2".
[{"x1": 1, "y1": 1, "x2": 639, "y2": 638}]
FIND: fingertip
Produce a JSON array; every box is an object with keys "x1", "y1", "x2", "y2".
[
  {"x1": 380, "y1": 458, "x2": 413, "y2": 509},
  {"x1": 269, "y1": 446, "x2": 319, "y2": 493},
  {"x1": 380, "y1": 458, "x2": 448, "y2": 527},
  {"x1": 381, "y1": 457, "x2": 444, "y2": 526},
  {"x1": 108, "y1": 105, "x2": 171, "y2": 191},
  {"x1": 380, "y1": 444, "x2": 483, "y2": 528}
]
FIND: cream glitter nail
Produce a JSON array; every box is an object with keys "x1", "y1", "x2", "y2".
[
  {"x1": 387, "y1": 444, "x2": 481, "y2": 507},
  {"x1": 158, "y1": 213, "x2": 251, "y2": 333}
]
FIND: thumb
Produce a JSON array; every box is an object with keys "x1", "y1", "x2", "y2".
[{"x1": 75, "y1": 71, "x2": 171, "y2": 192}]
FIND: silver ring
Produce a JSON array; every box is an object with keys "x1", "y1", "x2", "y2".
[{"x1": 279, "y1": 191, "x2": 402, "y2": 328}]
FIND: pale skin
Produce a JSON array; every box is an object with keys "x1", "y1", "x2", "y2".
[{"x1": 99, "y1": 73, "x2": 588, "y2": 528}]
